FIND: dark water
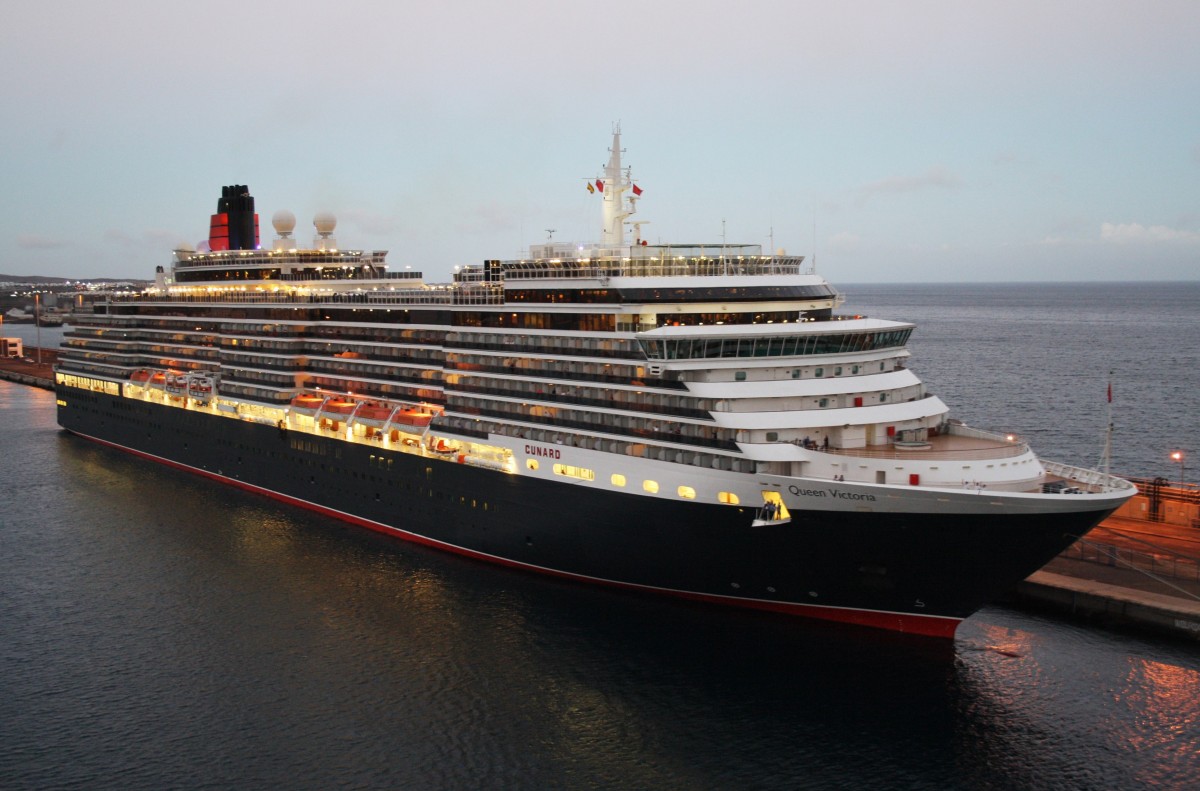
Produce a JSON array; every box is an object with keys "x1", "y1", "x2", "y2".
[{"x1": 3, "y1": 284, "x2": 1200, "y2": 790}]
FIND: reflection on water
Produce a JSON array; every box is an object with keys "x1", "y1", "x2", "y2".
[{"x1": 953, "y1": 616, "x2": 1200, "y2": 790}]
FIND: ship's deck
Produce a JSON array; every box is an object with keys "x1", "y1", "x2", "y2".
[{"x1": 832, "y1": 431, "x2": 1027, "y2": 461}]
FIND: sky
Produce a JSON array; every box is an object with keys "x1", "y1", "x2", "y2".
[{"x1": 1, "y1": 1, "x2": 1197, "y2": 283}]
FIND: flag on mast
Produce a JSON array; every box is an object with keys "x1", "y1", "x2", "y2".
[
  {"x1": 632, "y1": 183, "x2": 643, "y2": 196},
  {"x1": 595, "y1": 179, "x2": 605, "y2": 193},
  {"x1": 587, "y1": 182, "x2": 595, "y2": 194}
]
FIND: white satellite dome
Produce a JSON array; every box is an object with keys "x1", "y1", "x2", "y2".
[
  {"x1": 272, "y1": 210, "x2": 296, "y2": 236},
  {"x1": 313, "y1": 211, "x2": 337, "y2": 236}
]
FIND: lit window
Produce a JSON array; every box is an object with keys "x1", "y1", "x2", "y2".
[
  {"x1": 526, "y1": 459, "x2": 539, "y2": 471},
  {"x1": 643, "y1": 480, "x2": 659, "y2": 493},
  {"x1": 718, "y1": 491, "x2": 740, "y2": 505},
  {"x1": 677, "y1": 485, "x2": 696, "y2": 499},
  {"x1": 553, "y1": 463, "x2": 595, "y2": 481},
  {"x1": 611, "y1": 473, "x2": 626, "y2": 487}
]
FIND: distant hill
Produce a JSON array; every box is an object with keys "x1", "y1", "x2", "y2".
[{"x1": 0, "y1": 274, "x2": 149, "y2": 285}]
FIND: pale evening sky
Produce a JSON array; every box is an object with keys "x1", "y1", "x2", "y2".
[{"x1": 1, "y1": 1, "x2": 1197, "y2": 283}]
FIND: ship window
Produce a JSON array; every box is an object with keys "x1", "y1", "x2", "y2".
[
  {"x1": 611, "y1": 473, "x2": 626, "y2": 487},
  {"x1": 553, "y1": 463, "x2": 595, "y2": 481},
  {"x1": 677, "y1": 485, "x2": 696, "y2": 499},
  {"x1": 766, "y1": 432, "x2": 778, "y2": 441},
  {"x1": 526, "y1": 458, "x2": 539, "y2": 471},
  {"x1": 735, "y1": 371, "x2": 747, "y2": 381},
  {"x1": 880, "y1": 393, "x2": 888, "y2": 402},
  {"x1": 852, "y1": 365, "x2": 860, "y2": 374},
  {"x1": 718, "y1": 491, "x2": 740, "y2": 505},
  {"x1": 791, "y1": 369, "x2": 801, "y2": 379},
  {"x1": 834, "y1": 367, "x2": 842, "y2": 375},
  {"x1": 815, "y1": 368, "x2": 824, "y2": 377},
  {"x1": 643, "y1": 480, "x2": 659, "y2": 493}
]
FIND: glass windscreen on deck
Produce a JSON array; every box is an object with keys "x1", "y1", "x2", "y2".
[{"x1": 638, "y1": 328, "x2": 912, "y2": 359}]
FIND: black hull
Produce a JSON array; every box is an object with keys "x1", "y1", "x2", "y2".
[{"x1": 56, "y1": 384, "x2": 1118, "y2": 638}]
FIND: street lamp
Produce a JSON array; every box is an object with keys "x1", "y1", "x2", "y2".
[{"x1": 1170, "y1": 451, "x2": 1185, "y2": 485}]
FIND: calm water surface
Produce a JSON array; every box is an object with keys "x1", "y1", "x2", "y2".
[{"x1": 3, "y1": 284, "x2": 1199, "y2": 789}]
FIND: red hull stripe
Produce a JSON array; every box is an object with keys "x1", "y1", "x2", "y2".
[{"x1": 70, "y1": 430, "x2": 963, "y2": 640}]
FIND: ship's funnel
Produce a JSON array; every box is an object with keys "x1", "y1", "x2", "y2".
[{"x1": 208, "y1": 184, "x2": 260, "y2": 251}]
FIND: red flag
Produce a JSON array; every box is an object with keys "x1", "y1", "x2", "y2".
[
  {"x1": 595, "y1": 179, "x2": 604, "y2": 193},
  {"x1": 632, "y1": 183, "x2": 643, "y2": 196}
]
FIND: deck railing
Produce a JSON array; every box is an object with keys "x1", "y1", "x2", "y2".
[{"x1": 1041, "y1": 460, "x2": 1137, "y2": 492}]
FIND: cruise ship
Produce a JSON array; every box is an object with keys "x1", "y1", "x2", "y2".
[{"x1": 54, "y1": 130, "x2": 1135, "y2": 638}]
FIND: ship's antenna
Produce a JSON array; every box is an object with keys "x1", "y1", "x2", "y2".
[
  {"x1": 545, "y1": 229, "x2": 556, "y2": 241},
  {"x1": 721, "y1": 219, "x2": 729, "y2": 274},
  {"x1": 812, "y1": 211, "x2": 817, "y2": 274}
]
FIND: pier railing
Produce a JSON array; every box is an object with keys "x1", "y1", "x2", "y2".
[{"x1": 1061, "y1": 540, "x2": 1200, "y2": 584}]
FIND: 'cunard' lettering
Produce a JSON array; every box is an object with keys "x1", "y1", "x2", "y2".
[{"x1": 525, "y1": 445, "x2": 562, "y2": 459}]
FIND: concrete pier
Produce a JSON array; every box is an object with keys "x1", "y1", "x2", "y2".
[{"x1": 0, "y1": 347, "x2": 56, "y2": 389}]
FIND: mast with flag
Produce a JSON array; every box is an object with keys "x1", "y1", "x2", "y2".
[
  {"x1": 1100, "y1": 371, "x2": 1114, "y2": 481},
  {"x1": 597, "y1": 123, "x2": 636, "y2": 249}
]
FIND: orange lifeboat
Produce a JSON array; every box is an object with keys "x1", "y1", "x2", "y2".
[
  {"x1": 394, "y1": 410, "x2": 434, "y2": 427},
  {"x1": 324, "y1": 400, "x2": 357, "y2": 415},
  {"x1": 357, "y1": 405, "x2": 393, "y2": 421},
  {"x1": 130, "y1": 370, "x2": 152, "y2": 383},
  {"x1": 291, "y1": 394, "x2": 324, "y2": 409}
]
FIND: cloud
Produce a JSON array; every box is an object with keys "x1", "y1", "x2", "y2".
[
  {"x1": 856, "y1": 167, "x2": 963, "y2": 204},
  {"x1": 1099, "y1": 222, "x2": 1200, "y2": 243},
  {"x1": 17, "y1": 234, "x2": 68, "y2": 249}
]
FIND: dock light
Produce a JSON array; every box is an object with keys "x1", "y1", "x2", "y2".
[
  {"x1": 1170, "y1": 451, "x2": 1185, "y2": 484},
  {"x1": 1006, "y1": 434, "x2": 1015, "y2": 442}
]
